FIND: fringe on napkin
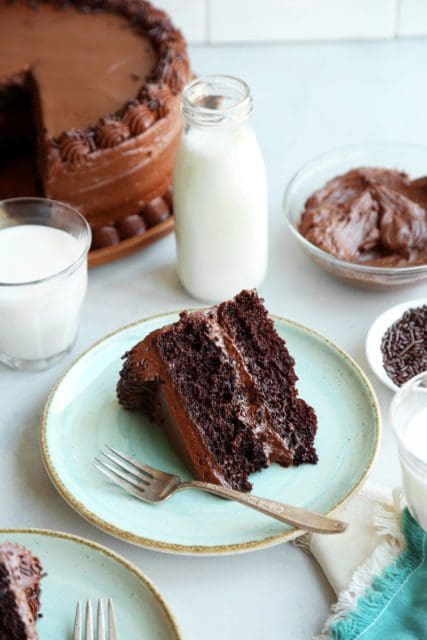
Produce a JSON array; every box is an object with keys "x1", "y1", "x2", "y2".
[
  {"x1": 300, "y1": 491, "x2": 406, "y2": 639},
  {"x1": 324, "y1": 506, "x2": 425, "y2": 639}
]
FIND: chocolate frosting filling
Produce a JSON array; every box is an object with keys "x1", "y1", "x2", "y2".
[
  {"x1": 116, "y1": 291, "x2": 317, "y2": 491},
  {"x1": 299, "y1": 167, "x2": 427, "y2": 267}
]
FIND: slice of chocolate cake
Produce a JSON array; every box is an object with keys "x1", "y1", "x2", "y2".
[
  {"x1": 0, "y1": 543, "x2": 43, "y2": 640},
  {"x1": 117, "y1": 290, "x2": 318, "y2": 492}
]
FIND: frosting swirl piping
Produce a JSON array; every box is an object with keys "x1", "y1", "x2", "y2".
[
  {"x1": 97, "y1": 121, "x2": 131, "y2": 148},
  {"x1": 158, "y1": 56, "x2": 187, "y2": 93},
  {"x1": 59, "y1": 133, "x2": 90, "y2": 167},
  {"x1": 147, "y1": 83, "x2": 172, "y2": 117},
  {"x1": 123, "y1": 104, "x2": 156, "y2": 135}
]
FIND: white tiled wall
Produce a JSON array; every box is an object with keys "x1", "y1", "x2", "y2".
[
  {"x1": 154, "y1": 0, "x2": 207, "y2": 43},
  {"x1": 154, "y1": 0, "x2": 427, "y2": 43},
  {"x1": 397, "y1": 0, "x2": 427, "y2": 36},
  {"x1": 210, "y1": 0, "x2": 397, "y2": 42}
]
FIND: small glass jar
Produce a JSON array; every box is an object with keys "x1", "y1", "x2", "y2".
[
  {"x1": 391, "y1": 371, "x2": 427, "y2": 530},
  {"x1": 0, "y1": 197, "x2": 91, "y2": 370},
  {"x1": 173, "y1": 75, "x2": 268, "y2": 302}
]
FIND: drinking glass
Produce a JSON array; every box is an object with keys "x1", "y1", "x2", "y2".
[
  {"x1": 391, "y1": 371, "x2": 427, "y2": 530},
  {"x1": 0, "y1": 197, "x2": 91, "y2": 371}
]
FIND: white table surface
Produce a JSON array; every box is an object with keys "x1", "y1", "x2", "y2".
[{"x1": 2, "y1": 39, "x2": 427, "y2": 640}]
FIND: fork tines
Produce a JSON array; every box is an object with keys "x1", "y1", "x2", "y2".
[
  {"x1": 93, "y1": 445, "x2": 180, "y2": 503},
  {"x1": 93, "y1": 446, "x2": 153, "y2": 498},
  {"x1": 73, "y1": 598, "x2": 118, "y2": 640}
]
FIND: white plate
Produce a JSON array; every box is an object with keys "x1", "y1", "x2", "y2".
[{"x1": 366, "y1": 298, "x2": 427, "y2": 392}]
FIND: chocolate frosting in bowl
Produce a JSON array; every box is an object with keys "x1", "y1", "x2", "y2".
[{"x1": 299, "y1": 168, "x2": 427, "y2": 267}]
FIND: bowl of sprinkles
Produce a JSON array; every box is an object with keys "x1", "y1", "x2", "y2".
[{"x1": 366, "y1": 299, "x2": 427, "y2": 391}]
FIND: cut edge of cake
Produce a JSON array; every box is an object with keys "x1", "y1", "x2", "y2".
[
  {"x1": 0, "y1": 542, "x2": 43, "y2": 640},
  {"x1": 117, "y1": 290, "x2": 318, "y2": 492}
]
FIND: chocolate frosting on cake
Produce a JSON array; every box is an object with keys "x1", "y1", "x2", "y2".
[
  {"x1": 118, "y1": 312, "x2": 293, "y2": 488},
  {"x1": 299, "y1": 168, "x2": 427, "y2": 267},
  {"x1": 0, "y1": 543, "x2": 43, "y2": 640},
  {"x1": 117, "y1": 290, "x2": 318, "y2": 492},
  {"x1": 0, "y1": 0, "x2": 191, "y2": 229}
]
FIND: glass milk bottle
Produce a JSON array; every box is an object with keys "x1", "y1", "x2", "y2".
[{"x1": 173, "y1": 75, "x2": 268, "y2": 302}]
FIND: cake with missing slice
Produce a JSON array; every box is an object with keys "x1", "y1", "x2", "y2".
[
  {"x1": 0, "y1": 0, "x2": 191, "y2": 255},
  {"x1": 0, "y1": 543, "x2": 43, "y2": 640},
  {"x1": 117, "y1": 290, "x2": 318, "y2": 491}
]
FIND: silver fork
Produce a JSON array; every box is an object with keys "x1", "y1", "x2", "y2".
[
  {"x1": 73, "y1": 598, "x2": 118, "y2": 640},
  {"x1": 94, "y1": 446, "x2": 347, "y2": 534}
]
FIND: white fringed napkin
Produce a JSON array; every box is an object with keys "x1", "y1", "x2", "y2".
[{"x1": 296, "y1": 483, "x2": 405, "y2": 638}]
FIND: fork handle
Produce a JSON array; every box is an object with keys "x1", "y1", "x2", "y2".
[{"x1": 179, "y1": 481, "x2": 347, "y2": 535}]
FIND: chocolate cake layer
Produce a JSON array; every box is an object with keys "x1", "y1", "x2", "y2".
[
  {"x1": 218, "y1": 290, "x2": 318, "y2": 466},
  {"x1": 0, "y1": 0, "x2": 191, "y2": 229},
  {"x1": 0, "y1": 543, "x2": 43, "y2": 640},
  {"x1": 117, "y1": 290, "x2": 318, "y2": 491},
  {"x1": 299, "y1": 167, "x2": 427, "y2": 267}
]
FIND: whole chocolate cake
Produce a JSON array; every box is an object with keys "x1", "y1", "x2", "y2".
[
  {"x1": 0, "y1": 0, "x2": 191, "y2": 253},
  {"x1": 117, "y1": 290, "x2": 318, "y2": 492},
  {"x1": 0, "y1": 543, "x2": 43, "y2": 640}
]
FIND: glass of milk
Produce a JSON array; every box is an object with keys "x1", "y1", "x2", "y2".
[
  {"x1": 391, "y1": 371, "x2": 427, "y2": 529},
  {"x1": 0, "y1": 197, "x2": 91, "y2": 370},
  {"x1": 173, "y1": 75, "x2": 268, "y2": 302}
]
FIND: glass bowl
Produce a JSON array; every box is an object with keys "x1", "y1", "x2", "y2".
[{"x1": 283, "y1": 142, "x2": 427, "y2": 290}]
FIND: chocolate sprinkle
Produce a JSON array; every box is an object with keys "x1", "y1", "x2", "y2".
[{"x1": 381, "y1": 305, "x2": 427, "y2": 386}]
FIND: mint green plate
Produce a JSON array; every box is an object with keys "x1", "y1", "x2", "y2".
[
  {"x1": 0, "y1": 529, "x2": 180, "y2": 639},
  {"x1": 41, "y1": 313, "x2": 381, "y2": 555}
]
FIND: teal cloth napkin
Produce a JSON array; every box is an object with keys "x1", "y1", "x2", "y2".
[{"x1": 330, "y1": 508, "x2": 427, "y2": 640}]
